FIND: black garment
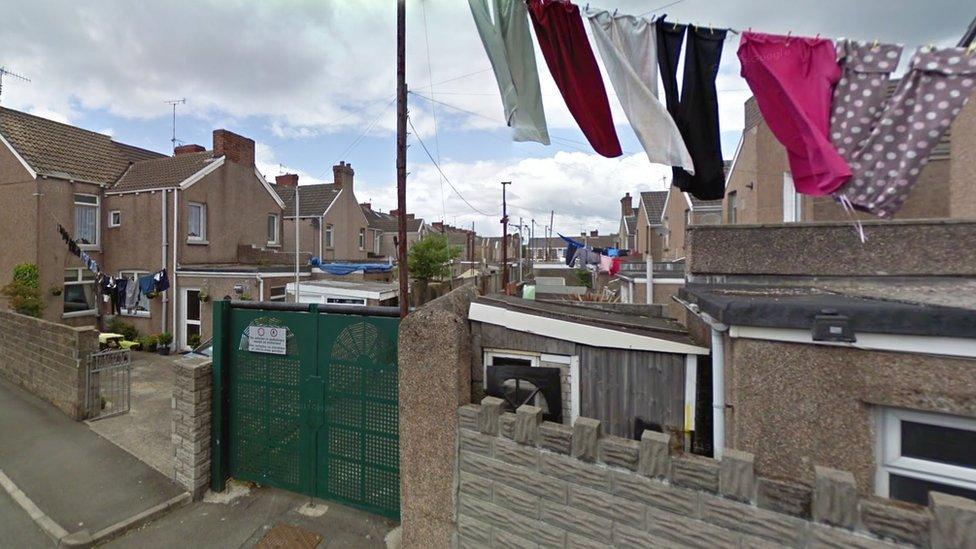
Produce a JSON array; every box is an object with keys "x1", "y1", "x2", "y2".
[
  {"x1": 154, "y1": 269, "x2": 170, "y2": 293},
  {"x1": 114, "y1": 278, "x2": 127, "y2": 315},
  {"x1": 564, "y1": 245, "x2": 577, "y2": 266},
  {"x1": 657, "y1": 19, "x2": 727, "y2": 200}
]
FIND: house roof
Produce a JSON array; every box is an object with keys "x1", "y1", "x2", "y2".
[
  {"x1": 361, "y1": 205, "x2": 424, "y2": 232},
  {"x1": 276, "y1": 184, "x2": 341, "y2": 217},
  {"x1": 640, "y1": 190, "x2": 668, "y2": 224},
  {"x1": 623, "y1": 214, "x2": 638, "y2": 235},
  {"x1": 112, "y1": 151, "x2": 218, "y2": 192},
  {"x1": 687, "y1": 194, "x2": 724, "y2": 210},
  {"x1": 0, "y1": 107, "x2": 165, "y2": 183}
]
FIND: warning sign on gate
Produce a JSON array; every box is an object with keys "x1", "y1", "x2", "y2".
[{"x1": 247, "y1": 325, "x2": 287, "y2": 355}]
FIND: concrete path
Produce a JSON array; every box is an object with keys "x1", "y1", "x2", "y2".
[
  {"x1": 0, "y1": 377, "x2": 185, "y2": 540},
  {"x1": 107, "y1": 482, "x2": 397, "y2": 548},
  {"x1": 87, "y1": 351, "x2": 176, "y2": 477}
]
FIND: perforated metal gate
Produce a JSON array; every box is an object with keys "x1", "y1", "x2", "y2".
[{"x1": 210, "y1": 301, "x2": 400, "y2": 519}]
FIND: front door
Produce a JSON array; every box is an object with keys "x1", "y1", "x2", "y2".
[{"x1": 182, "y1": 288, "x2": 201, "y2": 350}]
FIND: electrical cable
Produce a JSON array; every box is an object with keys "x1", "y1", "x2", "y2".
[{"x1": 420, "y1": 0, "x2": 447, "y2": 223}]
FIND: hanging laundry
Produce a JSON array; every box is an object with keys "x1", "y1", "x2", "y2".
[
  {"x1": 558, "y1": 233, "x2": 585, "y2": 248},
  {"x1": 138, "y1": 274, "x2": 156, "y2": 297},
  {"x1": 125, "y1": 277, "x2": 140, "y2": 311},
  {"x1": 153, "y1": 269, "x2": 170, "y2": 293},
  {"x1": 528, "y1": 0, "x2": 622, "y2": 158},
  {"x1": 114, "y1": 278, "x2": 127, "y2": 316},
  {"x1": 657, "y1": 19, "x2": 728, "y2": 199},
  {"x1": 836, "y1": 46, "x2": 976, "y2": 217},
  {"x1": 599, "y1": 254, "x2": 612, "y2": 273},
  {"x1": 610, "y1": 257, "x2": 621, "y2": 276},
  {"x1": 585, "y1": 9, "x2": 694, "y2": 172},
  {"x1": 829, "y1": 40, "x2": 903, "y2": 162},
  {"x1": 564, "y1": 245, "x2": 577, "y2": 266},
  {"x1": 469, "y1": 0, "x2": 550, "y2": 144},
  {"x1": 576, "y1": 247, "x2": 601, "y2": 265},
  {"x1": 738, "y1": 31, "x2": 850, "y2": 196}
]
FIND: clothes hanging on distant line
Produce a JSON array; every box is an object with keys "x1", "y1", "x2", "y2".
[
  {"x1": 138, "y1": 275, "x2": 156, "y2": 296},
  {"x1": 738, "y1": 32, "x2": 851, "y2": 196},
  {"x1": 559, "y1": 233, "x2": 585, "y2": 248},
  {"x1": 114, "y1": 278, "x2": 127, "y2": 316},
  {"x1": 468, "y1": 0, "x2": 550, "y2": 144},
  {"x1": 585, "y1": 9, "x2": 694, "y2": 171},
  {"x1": 125, "y1": 277, "x2": 140, "y2": 311},
  {"x1": 576, "y1": 247, "x2": 601, "y2": 265},
  {"x1": 657, "y1": 19, "x2": 728, "y2": 200},
  {"x1": 609, "y1": 257, "x2": 621, "y2": 276},
  {"x1": 153, "y1": 269, "x2": 170, "y2": 293},
  {"x1": 599, "y1": 254, "x2": 613, "y2": 273},
  {"x1": 564, "y1": 245, "x2": 577, "y2": 266},
  {"x1": 834, "y1": 46, "x2": 976, "y2": 217},
  {"x1": 528, "y1": 0, "x2": 622, "y2": 157}
]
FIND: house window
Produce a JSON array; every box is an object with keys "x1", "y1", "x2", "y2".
[
  {"x1": 325, "y1": 224, "x2": 334, "y2": 248},
  {"x1": 188, "y1": 202, "x2": 207, "y2": 241},
  {"x1": 373, "y1": 230, "x2": 381, "y2": 255},
  {"x1": 63, "y1": 268, "x2": 96, "y2": 317},
  {"x1": 269, "y1": 286, "x2": 287, "y2": 302},
  {"x1": 358, "y1": 228, "x2": 366, "y2": 250},
  {"x1": 684, "y1": 209, "x2": 691, "y2": 228},
  {"x1": 326, "y1": 296, "x2": 366, "y2": 306},
  {"x1": 267, "y1": 214, "x2": 279, "y2": 245},
  {"x1": 783, "y1": 172, "x2": 802, "y2": 223},
  {"x1": 118, "y1": 271, "x2": 151, "y2": 317},
  {"x1": 727, "y1": 191, "x2": 738, "y2": 224},
  {"x1": 483, "y1": 351, "x2": 576, "y2": 424},
  {"x1": 74, "y1": 194, "x2": 99, "y2": 247},
  {"x1": 877, "y1": 407, "x2": 976, "y2": 505},
  {"x1": 109, "y1": 210, "x2": 122, "y2": 228}
]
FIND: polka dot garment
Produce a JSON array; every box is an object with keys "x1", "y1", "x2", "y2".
[{"x1": 835, "y1": 47, "x2": 976, "y2": 217}]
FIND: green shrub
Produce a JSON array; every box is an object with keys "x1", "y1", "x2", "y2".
[
  {"x1": 107, "y1": 317, "x2": 139, "y2": 341},
  {"x1": 138, "y1": 335, "x2": 158, "y2": 352},
  {"x1": 187, "y1": 333, "x2": 201, "y2": 349},
  {"x1": 157, "y1": 332, "x2": 173, "y2": 346},
  {"x1": 2, "y1": 262, "x2": 42, "y2": 317}
]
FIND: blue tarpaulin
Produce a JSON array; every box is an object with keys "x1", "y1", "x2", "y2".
[
  {"x1": 558, "y1": 233, "x2": 586, "y2": 249},
  {"x1": 309, "y1": 257, "x2": 393, "y2": 275}
]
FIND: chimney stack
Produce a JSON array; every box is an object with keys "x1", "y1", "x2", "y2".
[
  {"x1": 620, "y1": 192, "x2": 633, "y2": 216},
  {"x1": 389, "y1": 209, "x2": 399, "y2": 217},
  {"x1": 590, "y1": 230, "x2": 599, "y2": 237},
  {"x1": 174, "y1": 144, "x2": 205, "y2": 156},
  {"x1": 333, "y1": 161, "x2": 354, "y2": 190},
  {"x1": 407, "y1": 213, "x2": 415, "y2": 220},
  {"x1": 275, "y1": 174, "x2": 299, "y2": 188},
  {"x1": 432, "y1": 221, "x2": 443, "y2": 232},
  {"x1": 213, "y1": 129, "x2": 255, "y2": 166},
  {"x1": 361, "y1": 202, "x2": 371, "y2": 211}
]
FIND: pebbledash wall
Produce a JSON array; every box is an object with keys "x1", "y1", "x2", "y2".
[
  {"x1": 455, "y1": 398, "x2": 976, "y2": 549},
  {"x1": 0, "y1": 309, "x2": 98, "y2": 419}
]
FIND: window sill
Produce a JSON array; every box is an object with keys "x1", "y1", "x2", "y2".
[
  {"x1": 62, "y1": 310, "x2": 97, "y2": 319},
  {"x1": 187, "y1": 239, "x2": 209, "y2": 246},
  {"x1": 78, "y1": 246, "x2": 101, "y2": 252},
  {"x1": 267, "y1": 243, "x2": 281, "y2": 248},
  {"x1": 108, "y1": 225, "x2": 121, "y2": 229},
  {"x1": 120, "y1": 312, "x2": 151, "y2": 318}
]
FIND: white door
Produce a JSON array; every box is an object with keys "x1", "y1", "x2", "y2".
[{"x1": 181, "y1": 288, "x2": 202, "y2": 350}]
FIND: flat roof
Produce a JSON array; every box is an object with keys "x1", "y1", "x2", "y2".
[{"x1": 286, "y1": 279, "x2": 398, "y2": 300}]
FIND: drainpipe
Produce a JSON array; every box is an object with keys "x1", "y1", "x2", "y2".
[
  {"x1": 172, "y1": 189, "x2": 179, "y2": 350},
  {"x1": 256, "y1": 273, "x2": 264, "y2": 301},
  {"x1": 161, "y1": 189, "x2": 168, "y2": 334}
]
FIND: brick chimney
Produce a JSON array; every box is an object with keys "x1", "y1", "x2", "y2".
[
  {"x1": 432, "y1": 221, "x2": 443, "y2": 232},
  {"x1": 590, "y1": 230, "x2": 599, "y2": 237},
  {"x1": 621, "y1": 192, "x2": 633, "y2": 216},
  {"x1": 174, "y1": 144, "x2": 205, "y2": 156},
  {"x1": 333, "y1": 161, "x2": 354, "y2": 190},
  {"x1": 407, "y1": 213, "x2": 415, "y2": 220},
  {"x1": 361, "y1": 202, "x2": 371, "y2": 211},
  {"x1": 275, "y1": 173, "x2": 299, "y2": 188},
  {"x1": 213, "y1": 129, "x2": 255, "y2": 166},
  {"x1": 389, "y1": 209, "x2": 399, "y2": 216}
]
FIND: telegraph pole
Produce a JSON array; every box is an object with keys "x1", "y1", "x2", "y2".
[
  {"x1": 396, "y1": 0, "x2": 409, "y2": 317},
  {"x1": 501, "y1": 181, "x2": 511, "y2": 292},
  {"x1": 518, "y1": 217, "x2": 524, "y2": 282}
]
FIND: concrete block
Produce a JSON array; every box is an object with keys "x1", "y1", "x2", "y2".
[
  {"x1": 571, "y1": 417, "x2": 601, "y2": 462},
  {"x1": 540, "y1": 500, "x2": 612, "y2": 543},
  {"x1": 565, "y1": 532, "x2": 609, "y2": 549},
  {"x1": 646, "y1": 505, "x2": 741, "y2": 548},
  {"x1": 757, "y1": 476, "x2": 812, "y2": 519},
  {"x1": 539, "y1": 421, "x2": 572, "y2": 455},
  {"x1": 719, "y1": 448, "x2": 755, "y2": 503},
  {"x1": 612, "y1": 523, "x2": 664, "y2": 549},
  {"x1": 813, "y1": 466, "x2": 858, "y2": 530},
  {"x1": 540, "y1": 452, "x2": 611, "y2": 492},
  {"x1": 671, "y1": 453, "x2": 720, "y2": 493},
  {"x1": 930, "y1": 491, "x2": 976, "y2": 549},
  {"x1": 459, "y1": 428, "x2": 493, "y2": 456},
  {"x1": 493, "y1": 482, "x2": 541, "y2": 519},
  {"x1": 807, "y1": 524, "x2": 905, "y2": 549},
  {"x1": 459, "y1": 472, "x2": 493, "y2": 501},
  {"x1": 459, "y1": 497, "x2": 566, "y2": 547},
  {"x1": 599, "y1": 436, "x2": 639, "y2": 471},
  {"x1": 480, "y1": 397, "x2": 504, "y2": 435},
  {"x1": 457, "y1": 514, "x2": 492, "y2": 544},
  {"x1": 700, "y1": 493, "x2": 807, "y2": 545},
  {"x1": 859, "y1": 497, "x2": 931, "y2": 547},
  {"x1": 514, "y1": 405, "x2": 542, "y2": 446},
  {"x1": 460, "y1": 451, "x2": 568, "y2": 503},
  {"x1": 610, "y1": 471, "x2": 697, "y2": 516},
  {"x1": 567, "y1": 484, "x2": 644, "y2": 529},
  {"x1": 499, "y1": 412, "x2": 516, "y2": 440},
  {"x1": 491, "y1": 529, "x2": 538, "y2": 549},
  {"x1": 494, "y1": 438, "x2": 540, "y2": 470},
  {"x1": 638, "y1": 430, "x2": 671, "y2": 479},
  {"x1": 458, "y1": 404, "x2": 480, "y2": 432}
]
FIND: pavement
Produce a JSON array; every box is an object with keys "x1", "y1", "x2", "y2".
[
  {"x1": 0, "y1": 376, "x2": 185, "y2": 544},
  {"x1": 87, "y1": 351, "x2": 176, "y2": 477},
  {"x1": 0, "y1": 483, "x2": 50, "y2": 547}
]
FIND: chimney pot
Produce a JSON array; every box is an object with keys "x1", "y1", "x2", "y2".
[
  {"x1": 275, "y1": 173, "x2": 299, "y2": 187},
  {"x1": 333, "y1": 161, "x2": 354, "y2": 190},
  {"x1": 590, "y1": 230, "x2": 599, "y2": 237},
  {"x1": 213, "y1": 129, "x2": 255, "y2": 167},
  {"x1": 174, "y1": 144, "x2": 205, "y2": 156}
]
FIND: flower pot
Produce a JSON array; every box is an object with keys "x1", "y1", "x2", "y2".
[{"x1": 157, "y1": 347, "x2": 170, "y2": 356}]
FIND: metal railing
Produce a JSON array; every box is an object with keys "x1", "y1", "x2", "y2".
[{"x1": 86, "y1": 349, "x2": 131, "y2": 420}]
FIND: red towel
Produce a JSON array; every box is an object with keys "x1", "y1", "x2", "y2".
[
  {"x1": 610, "y1": 257, "x2": 621, "y2": 276},
  {"x1": 528, "y1": 0, "x2": 622, "y2": 158}
]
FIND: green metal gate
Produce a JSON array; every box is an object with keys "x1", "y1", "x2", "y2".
[{"x1": 210, "y1": 301, "x2": 400, "y2": 519}]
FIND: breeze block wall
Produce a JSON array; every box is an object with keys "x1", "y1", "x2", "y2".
[
  {"x1": 0, "y1": 309, "x2": 97, "y2": 419},
  {"x1": 456, "y1": 398, "x2": 976, "y2": 549}
]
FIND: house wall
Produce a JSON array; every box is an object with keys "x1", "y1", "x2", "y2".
[
  {"x1": 950, "y1": 97, "x2": 976, "y2": 219},
  {"x1": 0, "y1": 141, "x2": 37, "y2": 298},
  {"x1": 322, "y1": 188, "x2": 369, "y2": 261},
  {"x1": 723, "y1": 336, "x2": 976, "y2": 494},
  {"x1": 661, "y1": 186, "x2": 688, "y2": 261},
  {"x1": 633, "y1": 205, "x2": 663, "y2": 260},
  {"x1": 281, "y1": 217, "x2": 321, "y2": 258}
]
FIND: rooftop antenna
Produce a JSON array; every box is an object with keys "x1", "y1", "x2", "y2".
[
  {"x1": 164, "y1": 98, "x2": 186, "y2": 151},
  {"x1": 0, "y1": 67, "x2": 31, "y2": 105}
]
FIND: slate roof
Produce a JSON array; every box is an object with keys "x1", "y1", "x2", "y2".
[
  {"x1": 640, "y1": 190, "x2": 668, "y2": 224},
  {"x1": 0, "y1": 107, "x2": 165, "y2": 183},
  {"x1": 623, "y1": 214, "x2": 638, "y2": 235},
  {"x1": 688, "y1": 194, "x2": 724, "y2": 210},
  {"x1": 276, "y1": 184, "x2": 342, "y2": 217},
  {"x1": 361, "y1": 205, "x2": 423, "y2": 232},
  {"x1": 112, "y1": 151, "x2": 218, "y2": 192}
]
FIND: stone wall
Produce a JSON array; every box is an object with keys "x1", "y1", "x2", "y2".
[
  {"x1": 172, "y1": 358, "x2": 212, "y2": 499},
  {"x1": 0, "y1": 309, "x2": 97, "y2": 419},
  {"x1": 456, "y1": 399, "x2": 976, "y2": 548}
]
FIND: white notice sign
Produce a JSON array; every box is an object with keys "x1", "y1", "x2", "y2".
[{"x1": 248, "y1": 326, "x2": 287, "y2": 355}]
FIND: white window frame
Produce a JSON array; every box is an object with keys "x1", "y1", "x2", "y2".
[
  {"x1": 358, "y1": 228, "x2": 366, "y2": 250},
  {"x1": 267, "y1": 213, "x2": 279, "y2": 246},
  {"x1": 876, "y1": 407, "x2": 976, "y2": 499},
  {"x1": 728, "y1": 191, "x2": 738, "y2": 224},
  {"x1": 74, "y1": 193, "x2": 100, "y2": 249},
  {"x1": 62, "y1": 268, "x2": 97, "y2": 318},
  {"x1": 482, "y1": 350, "x2": 579, "y2": 423},
  {"x1": 109, "y1": 210, "x2": 122, "y2": 228},
  {"x1": 373, "y1": 229, "x2": 381, "y2": 255},
  {"x1": 117, "y1": 270, "x2": 151, "y2": 318},
  {"x1": 325, "y1": 224, "x2": 334, "y2": 249},
  {"x1": 269, "y1": 285, "x2": 287, "y2": 302},
  {"x1": 187, "y1": 202, "x2": 207, "y2": 242},
  {"x1": 782, "y1": 172, "x2": 802, "y2": 223}
]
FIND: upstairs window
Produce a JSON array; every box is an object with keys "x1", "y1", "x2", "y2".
[
  {"x1": 727, "y1": 191, "x2": 738, "y2": 224},
  {"x1": 188, "y1": 202, "x2": 206, "y2": 241},
  {"x1": 109, "y1": 210, "x2": 121, "y2": 228},
  {"x1": 267, "y1": 214, "x2": 279, "y2": 245},
  {"x1": 373, "y1": 230, "x2": 381, "y2": 255},
  {"x1": 74, "y1": 194, "x2": 99, "y2": 247}
]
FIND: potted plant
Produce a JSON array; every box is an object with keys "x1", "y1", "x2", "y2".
[
  {"x1": 188, "y1": 333, "x2": 201, "y2": 350},
  {"x1": 156, "y1": 332, "x2": 173, "y2": 355},
  {"x1": 199, "y1": 289, "x2": 211, "y2": 303}
]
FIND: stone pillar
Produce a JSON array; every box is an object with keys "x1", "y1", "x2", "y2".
[
  {"x1": 398, "y1": 286, "x2": 477, "y2": 548},
  {"x1": 172, "y1": 358, "x2": 212, "y2": 500}
]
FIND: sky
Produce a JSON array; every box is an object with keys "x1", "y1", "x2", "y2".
[{"x1": 0, "y1": 0, "x2": 971, "y2": 237}]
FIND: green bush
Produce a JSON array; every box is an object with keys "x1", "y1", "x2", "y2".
[
  {"x1": 138, "y1": 335, "x2": 158, "y2": 352},
  {"x1": 107, "y1": 317, "x2": 139, "y2": 341},
  {"x1": 187, "y1": 333, "x2": 201, "y2": 349},
  {"x1": 2, "y1": 262, "x2": 42, "y2": 317},
  {"x1": 157, "y1": 332, "x2": 173, "y2": 346}
]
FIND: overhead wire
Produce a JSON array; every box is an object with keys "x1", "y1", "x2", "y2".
[
  {"x1": 322, "y1": 96, "x2": 397, "y2": 178},
  {"x1": 420, "y1": 0, "x2": 447, "y2": 223}
]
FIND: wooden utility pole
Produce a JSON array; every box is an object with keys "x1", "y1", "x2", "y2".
[
  {"x1": 396, "y1": 0, "x2": 409, "y2": 317},
  {"x1": 501, "y1": 181, "x2": 511, "y2": 291},
  {"x1": 547, "y1": 210, "x2": 554, "y2": 261}
]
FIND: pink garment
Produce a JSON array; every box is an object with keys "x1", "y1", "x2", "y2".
[
  {"x1": 599, "y1": 254, "x2": 612, "y2": 273},
  {"x1": 738, "y1": 32, "x2": 850, "y2": 195}
]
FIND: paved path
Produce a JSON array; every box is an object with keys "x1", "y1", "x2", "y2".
[
  {"x1": 0, "y1": 377, "x2": 184, "y2": 537},
  {"x1": 88, "y1": 351, "x2": 176, "y2": 477}
]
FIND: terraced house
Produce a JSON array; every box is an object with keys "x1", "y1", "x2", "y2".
[{"x1": 0, "y1": 107, "x2": 300, "y2": 350}]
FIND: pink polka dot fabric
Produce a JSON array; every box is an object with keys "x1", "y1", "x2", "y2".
[{"x1": 833, "y1": 46, "x2": 976, "y2": 217}]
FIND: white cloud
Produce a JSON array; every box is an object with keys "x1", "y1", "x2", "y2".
[{"x1": 255, "y1": 142, "x2": 328, "y2": 187}]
